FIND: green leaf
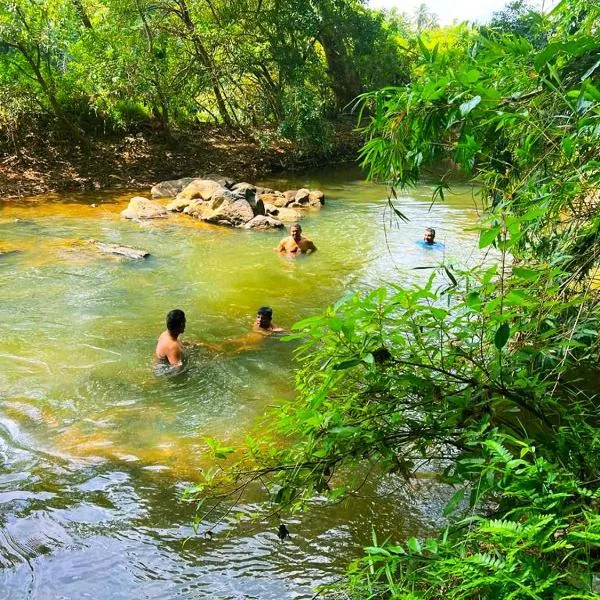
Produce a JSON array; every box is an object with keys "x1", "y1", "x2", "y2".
[
  {"x1": 512, "y1": 267, "x2": 540, "y2": 280},
  {"x1": 479, "y1": 227, "x2": 500, "y2": 248},
  {"x1": 443, "y1": 489, "x2": 465, "y2": 516},
  {"x1": 444, "y1": 266, "x2": 457, "y2": 287},
  {"x1": 406, "y1": 537, "x2": 422, "y2": 554},
  {"x1": 494, "y1": 322, "x2": 510, "y2": 350},
  {"x1": 459, "y1": 95, "x2": 481, "y2": 116},
  {"x1": 333, "y1": 358, "x2": 361, "y2": 370}
]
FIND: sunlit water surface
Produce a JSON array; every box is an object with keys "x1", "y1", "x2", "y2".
[{"x1": 0, "y1": 167, "x2": 485, "y2": 599}]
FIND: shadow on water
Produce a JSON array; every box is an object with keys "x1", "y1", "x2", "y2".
[{"x1": 0, "y1": 166, "x2": 486, "y2": 599}]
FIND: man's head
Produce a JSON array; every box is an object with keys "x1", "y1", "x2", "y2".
[
  {"x1": 423, "y1": 227, "x2": 436, "y2": 244},
  {"x1": 256, "y1": 306, "x2": 273, "y2": 329},
  {"x1": 290, "y1": 223, "x2": 302, "y2": 240},
  {"x1": 166, "y1": 309, "x2": 186, "y2": 335}
]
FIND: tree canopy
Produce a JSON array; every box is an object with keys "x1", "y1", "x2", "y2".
[{"x1": 188, "y1": 1, "x2": 600, "y2": 597}]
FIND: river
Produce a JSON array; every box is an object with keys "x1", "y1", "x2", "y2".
[{"x1": 0, "y1": 166, "x2": 484, "y2": 599}]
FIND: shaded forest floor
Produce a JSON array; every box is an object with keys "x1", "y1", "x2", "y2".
[{"x1": 0, "y1": 123, "x2": 362, "y2": 199}]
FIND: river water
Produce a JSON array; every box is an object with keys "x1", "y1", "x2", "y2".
[{"x1": 0, "y1": 167, "x2": 484, "y2": 599}]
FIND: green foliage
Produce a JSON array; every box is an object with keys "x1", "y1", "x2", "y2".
[
  {"x1": 0, "y1": 0, "x2": 411, "y2": 146},
  {"x1": 186, "y1": 2, "x2": 600, "y2": 598},
  {"x1": 348, "y1": 432, "x2": 600, "y2": 599}
]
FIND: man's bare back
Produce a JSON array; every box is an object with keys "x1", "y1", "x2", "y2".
[
  {"x1": 155, "y1": 330, "x2": 183, "y2": 367},
  {"x1": 154, "y1": 309, "x2": 186, "y2": 368}
]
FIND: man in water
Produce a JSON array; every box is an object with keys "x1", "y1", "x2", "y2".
[
  {"x1": 423, "y1": 227, "x2": 436, "y2": 245},
  {"x1": 417, "y1": 227, "x2": 444, "y2": 249},
  {"x1": 205, "y1": 307, "x2": 287, "y2": 354},
  {"x1": 254, "y1": 306, "x2": 286, "y2": 336},
  {"x1": 155, "y1": 309, "x2": 186, "y2": 368},
  {"x1": 275, "y1": 223, "x2": 317, "y2": 256}
]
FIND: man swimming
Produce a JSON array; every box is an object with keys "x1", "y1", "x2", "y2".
[
  {"x1": 423, "y1": 227, "x2": 436, "y2": 245},
  {"x1": 155, "y1": 309, "x2": 186, "y2": 368},
  {"x1": 275, "y1": 223, "x2": 317, "y2": 256},
  {"x1": 253, "y1": 306, "x2": 286, "y2": 335}
]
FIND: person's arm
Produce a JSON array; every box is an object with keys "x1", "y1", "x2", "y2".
[
  {"x1": 306, "y1": 239, "x2": 317, "y2": 253},
  {"x1": 274, "y1": 238, "x2": 287, "y2": 253},
  {"x1": 184, "y1": 340, "x2": 223, "y2": 352},
  {"x1": 166, "y1": 342, "x2": 183, "y2": 367}
]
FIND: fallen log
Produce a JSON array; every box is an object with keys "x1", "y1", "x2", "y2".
[{"x1": 88, "y1": 240, "x2": 150, "y2": 259}]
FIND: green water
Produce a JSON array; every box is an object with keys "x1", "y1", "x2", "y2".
[{"x1": 0, "y1": 166, "x2": 484, "y2": 599}]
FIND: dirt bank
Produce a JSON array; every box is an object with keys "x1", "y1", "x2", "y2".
[{"x1": 0, "y1": 123, "x2": 361, "y2": 200}]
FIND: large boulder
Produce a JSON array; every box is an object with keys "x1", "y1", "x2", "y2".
[
  {"x1": 309, "y1": 190, "x2": 325, "y2": 206},
  {"x1": 121, "y1": 196, "x2": 168, "y2": 220},
  {"x1": 260, "y1": 192, "x2": 288, "y2": 208},
  {"x1": 242, "y1": 215, "x2": 284, "y2": 230},
  {"x1": 294, "y1": 188, "x2": 311, "y2": 204},
  {"x1": 202, "y1": 173, "x2": 236, "y2": 189},
  {"x1": 166, "y1": 196, "x2": 194, "y2": 212},
  {"x1": 177, "y1": 179, "x2": 224, "y2": 202},
  {"x1": 232, "y1": 182, "x2": 264, "y2": 215},
  {"x1": 283, "y1": 190, "x2": 297, "y2": 204},
  {"x1": 151, "y1": 177, "x2": 195, "y2": 199},
  {"x1": 265, "y1": 205, "x2": 301, "y2": 222},
  {"x1": 199, "y1": 196, "x2": 255, "y2": 227}
]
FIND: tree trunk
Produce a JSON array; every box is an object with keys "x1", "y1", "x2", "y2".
[
  {"x1": 72, "y1": 0, "x2": 93, "y2": 29},
  {"x1": 318, "y1": 27, "x2": 362, "y2": 110},
  {"x1": 175, "y1": 0, "x2": 233, "y2": 127}
]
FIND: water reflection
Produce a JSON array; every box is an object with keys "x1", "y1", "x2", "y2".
[{"x1": 0, "y1": 166, "x2": 484, "y2": 598}]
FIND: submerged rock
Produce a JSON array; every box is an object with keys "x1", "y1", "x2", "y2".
[
  {"x1": 264, "y1": 204, "x2": 301, "y2": 222},
  {"x1": 308, "y1": 190, "x2": 325, "y2": 206},
  {"x1": 242, "y1": 215, "x2": 284, "y2": 230},
  {"x1": 89, "y1": 240, "x2": 150, "y2": 259},
  {"x1": 121, "y1": 196, "x2": 168, "y2": 220}
]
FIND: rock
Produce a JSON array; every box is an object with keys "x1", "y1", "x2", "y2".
[
  {"x1": 0, "y1": 249, "x2": 21, "y2": 258},
  {"x1": 151, "y1": 177, "x2": 196, "y2": 199},
  {"x1": 121, "y1": 196, "x2": 168, "y2": 220},
  {"x1": 283, "y1": 190, "x2": 297, "y2": 204},
  {"x1": 232, "y1": 182, "x2": 255, "y2": 194},
  {"x1": 166, "y1": 196, "x2": 194, "y2": 212},
  {"x1": 260, "y1": 192, "x2": 288, "y2": 208},
  {"x1": 309, "y1": 190, "x2": 325, "y2": 206},
  {"x1": 202, "y1": 173, "x2": 236, "y2": 189},
  {"x1": 177, "y1": 179, "x2": 224, "y2": 202},
  {"x1": 268, "y1": 206, "x2": 301, "y2": 222},
  {"x1": 200, "y1": 197, "x2": 255, "y2": 227},
  {"x1": 232, "y1": 182, "x2": 263, "y2": 215},
  {"x1": 242, "y1": 215, "x2": 284, "y2": 230},
  {"x1": 294, "y1": 188, "x2": 311, "y2": 204},
  {"x1": 89, "y1": 240, "x2": 149, "y2": 259},
  {"x1": 248, "y1": 197, "x2": 265, "y2": 216},
  {"x1": 255, "y1": 186, "x2": 274, "y2": 196}
]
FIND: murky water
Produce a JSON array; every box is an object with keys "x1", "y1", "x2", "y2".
[{"x1": 0, "y1": 166, "x2": 485, "y2": 599}]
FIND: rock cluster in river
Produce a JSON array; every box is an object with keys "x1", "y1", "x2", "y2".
[{"x1": 121, "y1": 175, "x2": 325, "y2": 230}]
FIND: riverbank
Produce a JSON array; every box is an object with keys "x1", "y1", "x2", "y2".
[{"x1": 0, "y1": 123, "x2": 361, "y2": 200}]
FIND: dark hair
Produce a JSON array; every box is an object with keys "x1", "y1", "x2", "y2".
[
  {"x1": 290, "y1": 223, "x2": 302, "y2": 231},
  {"x1": 425, "y1": 227, "x2": 436, "y2": 236},
  {"x1": 257, "y1": 306, "x2": 273, "y2": 318},
  {"x1": 166, "y1": 309, "x2": 186, "y2": 332}
]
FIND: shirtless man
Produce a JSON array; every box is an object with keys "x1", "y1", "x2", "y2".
[
  {"x1": 275, "y1": 223, "x2": 317, "y2": 256},
  {"x1": 155, "y1": 309, "x2": 186, "y2": 368},
  {"x1": 253, "y1": 306, "x2": 286, "y2": 335}
]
